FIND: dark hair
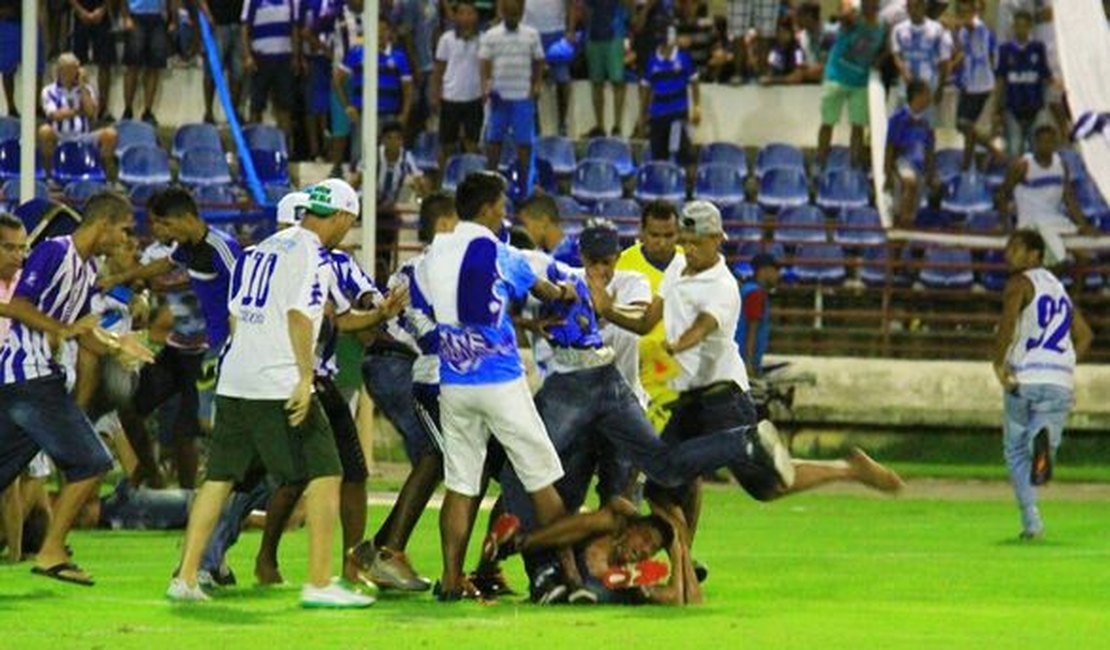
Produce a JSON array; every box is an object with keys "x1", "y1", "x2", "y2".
[
  {"x1": 1011, "y1": 229, "x2": 1045, "y2": 259},
  {"x1": 906, "y1": 79, "x2": 931, "y2": 102},
  {"x1": 418, "y1": 191, "x2": 456, "y2": 243},
  {"x1": 641, "y1": 199, "x2": 678, "y2": 228},
  {"x1": 518, "y1": 194, "x2": 560, "y2": 224},
  {"x1": 1034, "y1": 124, "x2": 1057, "y2": 139},
  {"x1": 776, "y1": 15, "x2": 796, "y2": 32},
  {"x1": 637, "y1": 515, "x2": 675, "y2": 549},
  {"x1": 0, "y1": 211, "x2": 23, "y2": 231},
  {"x1": 81, "y1": 190, "x2": 132, "y2": 225},
  {"x1": 1013, "y1": 9, "x2": 1033, "y2": 24},
  {"x1": 147, "y1": 187, "x2": 198, "y2": 220},
  {"x1": 508, "y1": 225, "x2": 536, "y2": 250},
  {"x1": 380, "y1": 120, "x2": 404, "y2": 137},
  {"x1": 456, "y1": 171, "x2": 506, "y2": 222}
]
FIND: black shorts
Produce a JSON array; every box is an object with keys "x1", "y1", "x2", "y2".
[
  {"x1": 315, "y1": 375, "x2": 369, "y2": 483},
  {"x1": 957, "y1": 92, "x2": 991, "y2": 128},
  {"x1": 132, "y1": 346, "x2": 203, "y2": 438},
  {"x1": 72, "y1": 17, "x2": 117, "y2": 66},
  {"x1": 648, "y1": 114, "x2": 693, "y2": 166},
  {"x1": 124, "y1": 14, "x2": 168, "y2": 68},
  {"x1": 440, "y1": 99, "x2": 484, "y2": 147},
  {"x1": 658, "y1": 382, "x2": 780, "y2": 502},
  {"x1": 251, "y1": 55, "x2": 295, "y2": 114}
]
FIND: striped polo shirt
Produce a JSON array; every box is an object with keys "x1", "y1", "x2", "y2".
[
  {"x1": 0, "y1": 236, "x2": 98, "y2": 384},
  {"x1": 41, "y1": 82, "x2": 95, "y2": 136},
  {"x1": 242, "y1": 0, "x2": 300, "y2": 58},
  {"x1": 478, "y1": 22, "x2": 545, "y2": 101},
  {"x1": 642, "y1": 47, "x2": 698, "y2": 120}
]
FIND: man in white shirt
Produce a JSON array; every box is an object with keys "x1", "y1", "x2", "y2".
[
  {"x1": 168, "y1": 179, "x2": 377, "y2": 609},
  {"x1": 433, "y1": 0, "x2": 483, "y2": 170},
  {"x1": 36, "y1": 53, "x2": 118, "y2": 179},
  {"x1": 891, "y1": 0, "x2": 953, "y2": 110},
  {"x1": 523, "y1": 0, "x2": 574, "y2": 136}
]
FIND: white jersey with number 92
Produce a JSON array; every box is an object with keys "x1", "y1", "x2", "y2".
[{"x1": 1006, "y1": 267, "x2": 1076, "y2": 390}]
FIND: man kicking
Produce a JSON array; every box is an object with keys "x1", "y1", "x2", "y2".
[
  {"x1": 167, "y1": 180, "x2": 375, "y2": 608},
  {"x1": 0, "y1": 191, "x2": 152, "y2": 586}
]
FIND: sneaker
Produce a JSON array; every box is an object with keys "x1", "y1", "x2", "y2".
[
  {"x1": 141, "y1": 110, "x2": 158, "y2": 126},
  {"x1": 166, "y1": 578, "x2": 209, "y2": 602},
  {"x1": 599, "y1": 559, "x2": 669, "y2": 590},
  {"x1": 692, "y1": 559, "x2": 709, "y2": 584},
  {"x1": 530, "y1": 566, "x2": 568, "y2": 605},
  {"x1": 1019, "y1": 529, "x2": 1044, "y2": 541},
  {"x1": 469, "y1": 567, "x2": 515, "y2": 597},
  {"x1": 362, "y1": 546, "x2": 431, "y2": 592},
  {"x1": 481, "y1": 513, "x2": 521, "y2": 563},
  {"x1": 754, "y1": 420, "x2": 795, "y2": 488},
  {"x1": 121, "y1": 108, "x2": 133, "y2": 121},
  {"x1": 1031, "y1": 428, "x2": 1053, "y2": 486},
  {"x1": 567, "y1": 587, "x2": 599, "y2": 604},
  {"x1": 300, "y1": 580, "x2": 376, "y2": 609}
]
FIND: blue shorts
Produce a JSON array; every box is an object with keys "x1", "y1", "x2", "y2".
[
  {"x1": 0, "y1": 376, "x2": 114, "y2": 489},
  {"x1": 541, "y1": 31, "x2": 572, "y2": 84},
  {"x1": 306, "y1": 57, "x2": 332, "y2": 116},
  {"x1": 486, "y1": 98, "x2": 536, "y2": 147},
  {"x1": 0, "y1": 20, "x2": 45, "y2": 76}
]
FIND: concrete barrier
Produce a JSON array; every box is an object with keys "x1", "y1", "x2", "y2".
[{"x1": 775, "y1": 355, "x2": 1110, "y2": 432}]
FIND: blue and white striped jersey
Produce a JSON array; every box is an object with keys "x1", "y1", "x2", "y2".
[
  {"x1": 41, "y1": 82, "x2": 95, "y2": 136},
  {"x1": 242, "y1": 0, "x2": 301, "y2": 58}
]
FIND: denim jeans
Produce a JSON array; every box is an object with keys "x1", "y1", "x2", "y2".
[
  {"x1": 1003, "y1": 383, "x2": 1073, "y2": 534},
  {"x1": 361, "y1": 350, "x2": 435, "y2": 464},
  {"x1": 99, "y1": 480, "x2": 192, "y2": 530},
  {"x1": 201, "y1": 479, "x2": 272, "y2": 574}
]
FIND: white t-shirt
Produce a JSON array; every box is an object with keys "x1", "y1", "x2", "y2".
[
  {"x1": 218, "y1": 227, "x2": 334, "y2": 400},
  {"x1": 599, "y1": 269, "x2": 652, "y2": 409},
  {"x1": 523, "y1": 0, "x2": 567, "y2": 35},
  {"x1": 436, "y1": 29, "x2": 483, "y2": 102},
  {"x1": 478, "y1": 22, "x2": 545, "y2": 101},
  {"x1": 659, "y1": 255, "x2": 749, "y2": 393}
]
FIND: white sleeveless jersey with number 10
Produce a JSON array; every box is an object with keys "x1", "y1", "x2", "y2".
[{"x1": 1006, "y1": 267, "x2": 1076, "y2": 390}]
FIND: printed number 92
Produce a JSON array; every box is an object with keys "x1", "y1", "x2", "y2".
[{"x1": 1025, "y1": 295, "x2": 1072, "y2": 353}]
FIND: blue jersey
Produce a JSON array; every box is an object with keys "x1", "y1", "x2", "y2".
[
  {"x1": 420, "y1": 222, "x2": 538, "y2": 386},
  {"x1": 0, "y1": 236, "x2": 96, "y2": 384},
  {"x1": 996, "y1": 39, "x2": 1051, "y2": 119},
  {"x1": 642, "y1": 48, "x2": 697, "y2": 120},
  {"x1": 734, "y1": 281, "x2": 770, "y2": 373},
  {"x1": 887, "y1": 106, "x2": 935, "y2": 171},
  {"x1": 170, "y1": 227, "x2": 243, "y2": 351},
  {"x1": 534, "y1": 260, "x2": 604, "y2": 352}
]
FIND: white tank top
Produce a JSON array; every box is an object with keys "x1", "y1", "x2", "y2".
[
  {"x1": 1014, "y1": 153, "x2": 1069, "y2": 229},
  {"x1": 1006, "y1": 267, "x2": 1076, "y2": 389}
]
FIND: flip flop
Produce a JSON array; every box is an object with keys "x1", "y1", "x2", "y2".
[{"x1": 31, "y1": 562, "x2": 95, "y2": 586}]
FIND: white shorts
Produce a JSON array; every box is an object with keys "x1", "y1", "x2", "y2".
[
  {"x1": 27, "y1": 451, "x2": 52, "y2": 479},
  {"x1": 440, "y1": 377, "x2": 564, "y2": 497}
]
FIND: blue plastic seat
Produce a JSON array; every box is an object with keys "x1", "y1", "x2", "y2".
[
  {"x1": 0, "y1": 140, "x2": 45, "y2": 181},
  {"x1": 980, "y1": 249, "x2": 1008, "y2": 291},
  {"x1": 585, "y1": 137, "x2": 635, "y2": 177},
  {"x1": 553, "y1": 195, "x2": 585, "y2": 220},
  {"x1": 172, "y1": 123, "x2": 223, "y2": 158},
  {"x1": 913, "y1": 207, "x2": 951, "y2": 231},
  {"x1": 966, "y1": 210, "x2": 1004, "y2": 234},
  {"x1": 933, "y1": 148, "x2": 964, "y2": 186},
  {"x1": 194, "y1": 184, "x2": 239, "y2": 205},
  {"x1": 179, "y1": 148, "x2": 233, "y2": 186},
  {"x1": 114, "y1": 119, "x2": 158, "y2": 158},
  {"x1": 1073, "y1": 177, "x2": 1109, "y2": 216},
  {"x1": 834, "y1": 206, "x2": 885, "y2": 246},
  {"x1": 793, "y1": 243, "x2": 847, "y2": 284},
  {"x1": 593, "y1": 198, "x2": 641, "y2": 219},
  {"x1": 536, "y1": 135, "x2": 576, "y2": 175},
  {"x1": 243, "y1": 124, "x2": 288, "y2": 155},
  {"x1": 721, "y1": 202, "x2": 763, "y2": 242},
  {"x1": 0, "y1": 116, "x2": 18, "y2": 143},
  {"x1": 53, "y1": 140, "x2": 107, "y2": 184},
  {"x1": 1, "y1": 179, "x2": 49, "y2": 206},
  {"x1": 941, "y1": 171, "x2": 993, "y2": 215},
  {"x1": 757, "y1": 167, "x2": 809, "y2": 210},
  {"x1": 755, "y1": 142, "x2": 804, "y2": 178},
  {"x1": 823, "y1": 145, "x2": 853, "y2": 173},
  {"x1": 442, "y1": 153, "x2": 488, "y2": 192},
  {"x1": 63, "y1": 180, "x2": 107, "y2": 203},
  {"x1": 817, "y1": 168, "x2": 869, "y2": 211},
  {"x1": 127, "y1": 182, "x2": 169, "y2": 205},
  {"x1": 571, "y1": 159, "x2": 622, "y2": 204},
  {"x1": 860, "y1": 245, "x2": 912, "y2": 287},
  {"x1": 919, "y1": 247, "x2": 974, "y2": 289},
  {"x1": 1060, "y1": 149, "x2": 1088, "y2": 183},
  {"x1": 120, "y1": 145, "x2": 172, "y2": 186},
  {"x1": 698, "y1": 142, "x2": 748, "y2": 178},
  {"x1": 412, "y1": 131, "x2": 440, "y2": 173},
  {"x1": 774, "y1": 205, "x2": 827, "y2": 244},
  {"x1": 245, "y1": 148, "x2": 290, "y2": 187},
  {"x1": 695, "y1": 163, "x2": 746, "y2": 207},
  {"x1": 635, "y1": 161, "x2": 685, "y2": 203},
  {"x1": 535, "y1": 158, "x2": 558, "y2": 195}
]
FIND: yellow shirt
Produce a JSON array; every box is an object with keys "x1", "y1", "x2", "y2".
[{"x1": 616, "y1": 243, "x2": 683, "y2": 426}]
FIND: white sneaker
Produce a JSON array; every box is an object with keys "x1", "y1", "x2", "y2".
[
  {"x1": 756, "y1": 420, "x2": 796, "y2": 488},
  {"x1": 166, "y1": 578, "x2": 210, "y2": 602},
  {"x1": 196, "y1": 570, "x2": 216, "y2": 589},
  {"x1": 301, "y1": 580, "x2": 376, "y2": 609}
]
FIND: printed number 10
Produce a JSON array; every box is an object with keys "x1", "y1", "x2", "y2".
[{"x1": 241, "y1": 252, "x2": 278, "y2": 308}]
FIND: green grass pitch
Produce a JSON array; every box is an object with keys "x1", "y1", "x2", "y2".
[{"x1": 2, "y1": 484, "x2": 1108, "y2": 650}]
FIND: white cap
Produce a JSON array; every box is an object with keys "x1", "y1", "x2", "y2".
[
  {"x1": 304, "y1": 178, "x2": 360, "y2": 217},
  {"x1": 680, "y1": 200, "x2": 728, "y2": 240},
  {"x1": 276, "y1": 191, "x2": 309, "y2": 225}
]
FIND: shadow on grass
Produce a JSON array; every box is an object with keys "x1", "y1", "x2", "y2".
[
  {"x1": 167, "y1": 602, "x2": 274, "y2": 625},
  {"x1": 994, "y1": 537, "x2": 1070, "y2": 548},
  {"x1": 0, "y1": 588, "x2": 56, "y2": 610}
]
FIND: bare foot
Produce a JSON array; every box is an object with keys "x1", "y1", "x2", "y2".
[
  {"x1": 254, "y1": 559, "x2": 284, "y2": 586},
  {"x1": 847, "y1": 448, "x2": 906, "y2": 494},
  {"x1": 343, "y1": 555, "x2": 361, "y2": 584}
]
